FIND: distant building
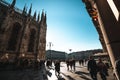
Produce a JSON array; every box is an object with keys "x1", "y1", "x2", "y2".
[
  {"x1": 93, "y1": 52, "x2": 109, "y2": 59},
  {"x1": 46, "y1": 50, "x2": 67, "y2": 61},
  {"x1": 0, "y1": 0, "x2": 47, "y2": 61},
  {"x1": 68, "y1": 49, "x2": 103, "y2": 60}
]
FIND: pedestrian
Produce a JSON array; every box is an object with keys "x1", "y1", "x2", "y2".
[
  {"x1": 87, "y1": 56, "x2": 98, "y2": 80},
  {"x1": 69, "y1": 60, "x2": 73, "y2": 71},
  {"x1": 79, "y1": 59, "x2": 82, "y2": 67},
  {"x1": 97, "y1": 58, "x2": 108, "y2": 80},
  {"x1": 46, "y1": 60, "x2": 51, "y2": 69},
  {"x1": 66, "y1": 60, "x2": 70, "y2": 71},
  {"x1": 55, "y1": 60, "x2": 60, "y2": 77},
  {"x1": 114, "y1": 59, "x2": 120, "y2": 80},
  {"x1": 81, "y1": 59, "x2": 84, "y2": 66},
  {"x1": 72, "y1": 59, "x2": 76, "y2": 72},
  {"x1": 84, "y1": 59, "x2": 88, "y2": 66}
]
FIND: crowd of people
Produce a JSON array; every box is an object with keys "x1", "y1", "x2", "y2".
[
  {"x1": 0, "y1": 53, "x2": 117, "y2": 80},
  {"x1": 45, "y1": 57, "x2": 111, "y2": 80},
  {"x1": 66, "y1": 59, "x2": 76, "y2": 71},
  {"x1": 87, "y1": 56, "x2": 109, "y2": 80},
  {"x1": 45, "y1": 60, "x2": 61, "y2": 77}
]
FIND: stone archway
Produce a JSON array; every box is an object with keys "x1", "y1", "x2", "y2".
[{"x1": 7, "y1": 22, "x2": 22, "y2": 51}]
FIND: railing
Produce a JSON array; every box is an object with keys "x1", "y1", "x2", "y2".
[
  {"x1": 0, "y1": 0, "x2": 38, "y2": 22},
  {"x1": 0, "y1": 0, "x2": 10, "y2": 7},
  {"x1": 14, "y1": 7, "x2": 23, "y2": 14},
  {"x1": 0, "y1": 0, "x2": 23, "y2": 14}
]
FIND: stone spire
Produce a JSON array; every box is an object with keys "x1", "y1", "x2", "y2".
[
  {"x1": 44, "y1": 12, "x2": 47, "y2": 24},
  {"x1": 22, "y1": 4, "x2": 26, "y2": 14},
  {"x1": 11, "y1": 0, "x2": 16, "y2": 8},
  {"x1": 41, "y1": 9, "x2": 45, "y2": 21},
  {"x1": 10, "y1": 0, "x2": 16, "y2": 8},
  {"x1": 25, "y1": 6, "x2": 27, "y2": 13},
  {"x1": 28, "y1": 4, "x2": 32, "y2": 16},
  {"x1": 33, "y1": 11, "x2": 37, "y2": 20},
  {"x1": 37, "y1": 12, "x2": 40, "y2": 22}
]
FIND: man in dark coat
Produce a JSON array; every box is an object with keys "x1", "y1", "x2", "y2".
[
  {"x1": 87, "y1": 56, "x2": 98, "y2": 80},
  {"x1": 55, "y1": 60, "x2": 60, "y2": 76}
]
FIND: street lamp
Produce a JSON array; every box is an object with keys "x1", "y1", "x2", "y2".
[
  {"x1": 69, "y1": 49, "x2": 72, "y2": 53},
  {"x1": 69, "y1": 49, "x2": 72, "y2": 59},
  {"x1": 47, "y1": 42, "x2": 53, "y2": 60}
]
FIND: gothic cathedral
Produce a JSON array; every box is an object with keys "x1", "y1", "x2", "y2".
[{"x1": 0, "y1": 0, "x2": 47, "y2": 61}]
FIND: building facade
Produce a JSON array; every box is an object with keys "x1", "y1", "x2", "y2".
[
  {"x1": 0, "y1": 0, "x2": 47, "y2": 61},
  {"x1": 46, "y1": 50, "x2": 67, "y2": 61},
  {"x1": 83, "y1": 0, "x2": 120, "y2": 79}
]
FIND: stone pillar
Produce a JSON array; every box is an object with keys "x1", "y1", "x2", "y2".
[{"x1": 95, "y1": 0, "x2": 120, "y2": 79}]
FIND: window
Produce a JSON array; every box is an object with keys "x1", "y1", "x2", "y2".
[
  {"x1": 27, "y1": 29, "x2": 36, "y2": 52},
  {"x1": 7, "y1": 23, "x2": 21, "y2": 51}
]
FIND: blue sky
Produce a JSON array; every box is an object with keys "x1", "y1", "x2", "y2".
[{"x1": 6, "y1": 0, "x2": 102, "y2": 53}]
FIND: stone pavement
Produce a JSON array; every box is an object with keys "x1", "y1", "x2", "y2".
[
  {"x1": 0, "y1": 65, "x2": 48, "y2": 80},
  {"x1": 0, "y1": 62, "x2": 115, "y2": 80},
  {"x1": 47, "y1": 62, "x2": 115, "y2": 80}
]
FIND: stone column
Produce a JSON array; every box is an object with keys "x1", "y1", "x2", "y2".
[{"x1": 95, "y1": 0, "x2": 120, "y2": 79}]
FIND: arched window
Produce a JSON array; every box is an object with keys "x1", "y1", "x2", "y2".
[
  {"x1": 28, "y1": 29, "x2": 36, "y2": 52},
  {"x1": 7, "y1": 22, "x2": 21, "y2": 51}
]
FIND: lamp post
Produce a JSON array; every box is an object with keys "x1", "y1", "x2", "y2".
[
  {"x1": 48, "y1": 42, "x2": 53, "y2": 60},
  {"x1": 69, "y1": 49, "x2": 72, "y2": 59},
  {"x1": 69, "y1": 49, "x2": 72, "y2": 53}
]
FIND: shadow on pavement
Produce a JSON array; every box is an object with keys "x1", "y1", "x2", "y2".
[
  {"x1": 75, "y1": 71, "x2": 89, "y2": 75},
  {"x1": 61, "y1": 72, "x2": 75, "y2": 80},
  {"x1": 57, "y1": 75, "x2": 65, "y2": 80},
  {"x1": 75, "y1": 66, "x2": 84, "y2": 68},
  {"x1": 79, "y1": 75, "x2": 91, "y2": 80},
  {"x1": 75, "y1": 71, "x2": 91, "y2": 80},
  {"x1": 46, "y1": 70, "x2": 52, "y2": 77}
]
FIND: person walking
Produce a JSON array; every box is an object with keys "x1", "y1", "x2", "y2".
[
  {"x1": 115, "y1": 59, "x2": 120, "y2": 80},
  {"x1": 87, "y1": 56, "x2": 98, "y2": 80},
  {"x1": 97, "y1": 58, "x2": 108, "y2": 80},
  {"x1": 46, "y1": 60, "x2": 51, "y2": 69},
  {"x1": 69, "y1": 60, "x2": 73, "y2": 71},
  {"x1": 66, "y1": 60, "x2": 70, "y2": 71},
  {"x1": 79, "y1": 59, "x2": 82, "y2": 67},
  {"x1": 55, "y1": 60, "x2": 61, "y2": 77},
  {"x1": 72, "y1": 59, "x2": 76, "y2": 72}
]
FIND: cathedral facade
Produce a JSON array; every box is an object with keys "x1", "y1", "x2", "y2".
[{"x1": 0, "y1": 0, "x2": 47, "y2": 61}]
